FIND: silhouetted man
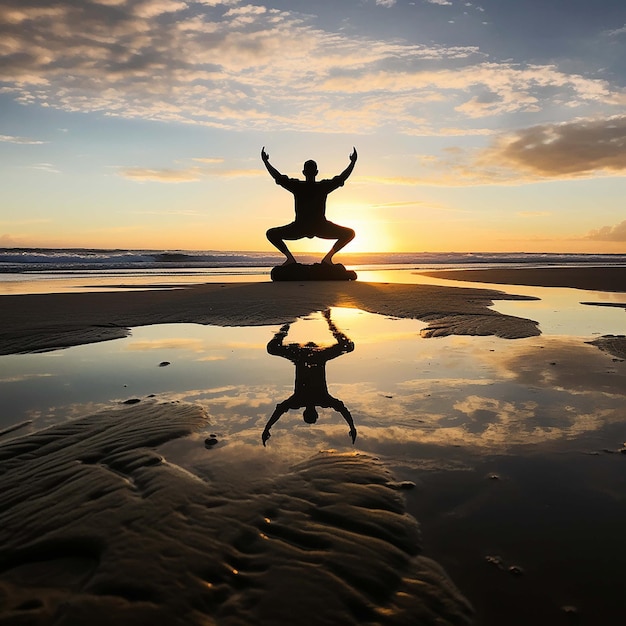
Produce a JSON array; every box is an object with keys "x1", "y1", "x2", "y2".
[
  {"x1": 262, "y1": 309, "x2": 357, "y2": 446},
  {"x1": 262, "y1": 147, "x2": 357, "y2": 266}
]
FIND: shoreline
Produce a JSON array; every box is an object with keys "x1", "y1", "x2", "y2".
[
  {"x1": 418, "y1": 266, "x2": 626, "y2": 292},
  {"x1": 0, "y1": 279, "x2": 541, "y2": 355}
]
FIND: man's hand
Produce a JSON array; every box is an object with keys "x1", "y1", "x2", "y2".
[
  {"x1": 261, "y1": 147, "x2": 269, "y2": 163},
  {"x1": 349, "y1": 427, "x2": 357, "y2": 444},
  {"x1": 349, "y1": 147, "x2": 358, "y2": 163},
  {"x1": 262, "y1": 429, "x2": 271, "y2": 446}
]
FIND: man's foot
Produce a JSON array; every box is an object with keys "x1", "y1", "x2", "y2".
[{"x1": 321, "y1": 257, "x2": 335, "y2": 266}]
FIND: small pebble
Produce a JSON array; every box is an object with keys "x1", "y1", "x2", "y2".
[
  {"x1": 204, "y1": 437, "x2": 219, "y2": 448},
  {"x1": 485, "y1": 555, "x2": 505, "y2": 570},
  {"x1": 122, "y1": 398, "x2": 141, "y2": 405},
  {"x1": 159, "y1": 361, "x2": 171, "y2": 367},
  {"x1": 488, "y1": 473, "x2": 500, "y2": 480},
  {"x1": 508, "y1": 565, "x2": 524, "y2": 576}
]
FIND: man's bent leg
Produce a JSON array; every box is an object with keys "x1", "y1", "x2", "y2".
[
  {"x1": 266, "y1": 225, "x2": 299, "y2": 265},
  {"x1": 319, "y1": 223, "x2": 355, "y2": 265}
]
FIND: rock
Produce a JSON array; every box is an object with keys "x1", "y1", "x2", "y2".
[
  {"x1": 159, "y1": 361, "x2": 171, "y2": 367},
  {"x1": 271, "y1": 262, "x2": 357, "y2": 282}
]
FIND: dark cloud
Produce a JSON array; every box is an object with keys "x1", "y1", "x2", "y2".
[{"x1": 488, "y1": 116, "x2": 626, "y2": 176}]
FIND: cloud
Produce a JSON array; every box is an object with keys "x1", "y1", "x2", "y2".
[
  {"x1": 118, "y1": 167, "x2": 205, "y2": 183},
  {"x1": 483, "y1": 115, "x2": 626, "y2": 177},
  {"x1": 375, "y1": 0, "x2": 397, "y2": 7},
  {"x1": 117, "y1": 162, "x2": 264, "y2": 182},
  {"x1": 0, "y1": 134, "x2": 46, "y2": 144},
  {"x1": 585, "y1": 220, "x2": 626, "y2": 242},
  {"x1": 425, "y1": 0, "x2": 453, "y2": 5},
  {"x1": 0, "y1": 1, "x2": 622, "y2": 134},
  {"x1": 372, "y1": 200, "x2": 451, "y2": 210},
  {"x1": 606, "y1": 23, "x2": 626, "y2": 37},
  {"x1": 0, "y1": 233, "x2": 22, "y2": 246},
  {"x1": 191, "y1": 157, "x2": 224, "y2": 164},
  {"x1": 30, "y1": 163, "x2": 60, "y2": 173}
]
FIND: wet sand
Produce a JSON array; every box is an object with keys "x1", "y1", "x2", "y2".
[
  {"x1": 0, "y1": 280, "x2": 541, "y2": 355},
  {"x1": 1, "y1": 269, "x2": 625, "y2": 624},
  {"x1": 418, "y1": 266, "x2": 626, "y2": 292}
]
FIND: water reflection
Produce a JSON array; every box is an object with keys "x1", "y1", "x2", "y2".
[
  {"x1": 263, "y1": 309, "x2": 357, "y2": 446},
  {"x1": 1, "y1": 308, "x2": 625, "y2": 454}
]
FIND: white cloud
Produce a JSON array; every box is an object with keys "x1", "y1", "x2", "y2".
[
  {"x1": 191, "y1": 157, "x2": 224, "y2": 163},
  {"x1": 30, "y1": 162, "x2": 60, "y2": 174},
  {"x1": 133, "y1": 0, "x2": 188, "y2": 18},
  {"x1": 605, "y1": 23, "x2": 626, "y2": 37},
  {"x1": 0, "y1": 134, "x2": 47, "y2": 144},
  {"x1": 118, "y1": 167, "x2": 205, "y2": 182},
  {"x1": 117, "y1": 162, "x2": 263, "y2": 182},
  {"x1": 0, "y1": 0, "x2": 623, "y2": 136}
]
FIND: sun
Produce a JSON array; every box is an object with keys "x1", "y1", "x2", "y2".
[
  {"x1": 291, "y1": 205, "x2": 396, "y2": 253},
  {"x1": 345, "y1": 218, "x2": 395, "y2": 253}
]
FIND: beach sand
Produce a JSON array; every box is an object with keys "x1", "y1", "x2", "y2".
[
  {"x1": 1, "y1": 268, "x2": 625, "y2": 625},
  {"x1": 419, "y1": 266, "x2": 626, "y2": 360},
  {"x1": 419, "y1": 266, "x2": 626, "y2": 293},
  {"x1": 0, "y1": 280, "x2": 542, "y2": 355}
]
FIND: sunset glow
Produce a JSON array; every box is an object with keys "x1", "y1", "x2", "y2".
[{"x1": 1, "y1": 0, "x2": 625, "y2": 253}]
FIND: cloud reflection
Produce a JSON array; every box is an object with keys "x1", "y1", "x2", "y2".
[{"x1": 2, "y1": 309, "x2": 625, "y2": 459}]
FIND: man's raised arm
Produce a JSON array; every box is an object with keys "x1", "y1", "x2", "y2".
[
  {"x1": 262, "y1": 400, "x2": 290, "y2": 446},
  {"x1": 336, "y1": 147, "x2": 358, "y2": 184},
  {"x1": 261, "y1": 147, "x2": 283, "y2": 181}
]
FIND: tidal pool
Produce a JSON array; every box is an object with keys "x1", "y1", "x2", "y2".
[{"x1": 1, "y1": 306, "x2": 625, "y2": 625}]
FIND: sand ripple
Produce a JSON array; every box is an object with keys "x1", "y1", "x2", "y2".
[{"x1": 0, "y1": 402, "x2": 472, "y2": 625}]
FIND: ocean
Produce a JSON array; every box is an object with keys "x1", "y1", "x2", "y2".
[
  {"x1": 2, "y1": 247, "x2": 626, "y2": 295},
  {"x1": 2, "y1": 248, "x2": 625, "y2": 274}
]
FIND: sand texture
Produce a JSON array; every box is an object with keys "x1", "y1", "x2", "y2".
[
  {"x1": 587, "y1": 334, "x2": 626, "y2": 360},
  {"x1": 419, "y1": 266, "x2": 626, "y2": 292},
  {"x1": 0, "y1": 281, "x2": 539, "y2": 355},
  {"x1": 0, "y1": 401, "x2": 473, "y2": 625}
]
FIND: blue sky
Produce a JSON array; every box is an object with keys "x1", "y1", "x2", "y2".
[{"x1": 1, "y1": 0, "x2": 625, "y2": 252}]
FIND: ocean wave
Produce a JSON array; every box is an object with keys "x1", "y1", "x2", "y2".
[{"x1": 1, "y1": 248, "x2": 625, "y2": 273}]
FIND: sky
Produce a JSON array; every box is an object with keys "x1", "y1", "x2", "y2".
[{"x1": 1, "y1": 0, "x2": 626, "y2": 253}]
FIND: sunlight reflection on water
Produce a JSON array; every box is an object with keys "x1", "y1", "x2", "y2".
[{"x1": 1, "y1": 307, "x2": 624, "y2": 460}]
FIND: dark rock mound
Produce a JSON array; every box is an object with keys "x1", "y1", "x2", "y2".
[{"x1": 271, "y1": 262, "x2": 357, "y2": 282}]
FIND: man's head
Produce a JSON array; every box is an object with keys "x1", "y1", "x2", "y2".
[
  {"x1": 302, "y1": 160, "x2": 318, "y2": 179},
  {"x1": 303, "y1": 406, "x2": 319, "y2": 423}
]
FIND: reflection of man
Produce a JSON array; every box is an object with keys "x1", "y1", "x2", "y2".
[
  {"x1": 262, "y1": 147, "x2": 357, "y2": 266},
  {"x1": 262, "y1": 310, "x2": 357, "y2": 446}
]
